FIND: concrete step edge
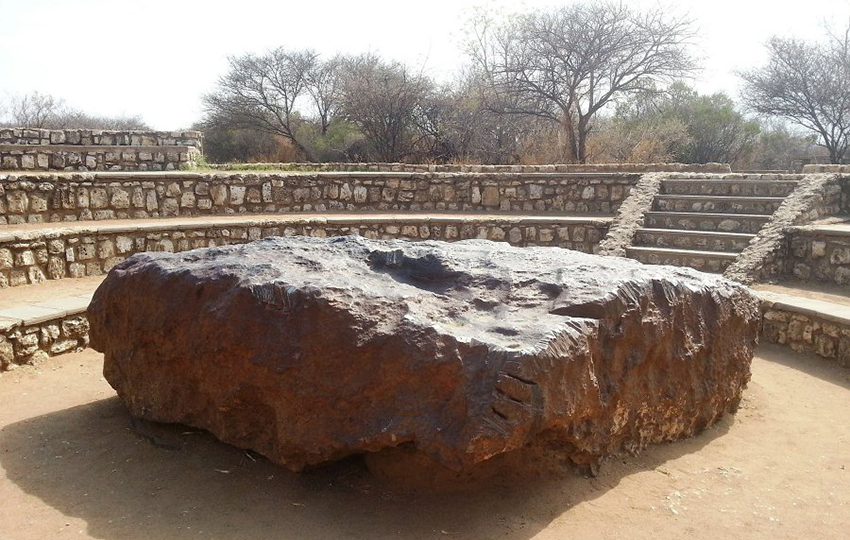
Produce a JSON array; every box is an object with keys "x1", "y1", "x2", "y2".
[
  {"x1": 644, "y1": 211, "x2": 772, "y2": 220},
  {"x1": 636, "y1": 228, "x2": 756, "y2": 239},
  {"x1": 0, "y1": 296, "x2": 90, "y2": 331},
  {"x1": 758, "y1": 290, "x2": 850, "y2": 327},
  {"x1": 626, "y1": 246, "x2": 739, "y2": 260},
  {"x1": 654, "y1": 194, "x2": 786, "y2": 202},
  {"x1": 0, "y1": 213, "x2": 615, "y2": 243}
]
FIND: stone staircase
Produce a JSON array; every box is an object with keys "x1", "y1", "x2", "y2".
[{"x1": 626, "y1": 177, "x2": 800, "y2": 272}]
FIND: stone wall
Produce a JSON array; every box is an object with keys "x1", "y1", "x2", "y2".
[
  {"x1": 597, "y1": 173, "x2": 663, "y2": 257},
  {"x1": 761, "y1": 303, "x2": 850, "y2": 367},
  {"x1": 784, "y1": 226, "x2": 850, "y2": 285},
  {"x1": 210, "y1": 162, "x2": 731, "y2": 174},
  {"x1": 0, "y1": 172, "x2": 637, "y2": 224},
  {"x1": 0, "y1": 215, "x2": 609, "y2": 288},
  {"x1": 0, "y1": 313, "x2": 89, "y2": 371},
  {"x1": 0, "y1": 129, "x2": 203, "y2": 171},
  {"x1": 723, "y1": 174, "x2": 843, "y2": 284}
]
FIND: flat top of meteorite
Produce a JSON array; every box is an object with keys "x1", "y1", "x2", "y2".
[{"x1": 119, "y1": 235, "x2": 744, "y2": 352}]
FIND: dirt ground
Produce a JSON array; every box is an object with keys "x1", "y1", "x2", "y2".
[{"x1": 0, "y1": 345, "x2": 847, "y2": 540}]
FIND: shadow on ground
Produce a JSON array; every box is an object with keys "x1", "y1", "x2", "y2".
[
  {"x1": 757, "y1": 343, "x2": 850, "y2": 390},
  {"x1": 0, "y1": 392, "x2": 736, "y2": 540}
]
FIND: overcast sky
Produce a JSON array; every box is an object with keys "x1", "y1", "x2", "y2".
[{"x1": 1, "y1": 0, "x2": 849, "y2": 130}]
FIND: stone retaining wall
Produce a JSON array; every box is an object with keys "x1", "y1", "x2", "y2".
[
  {"x1": 761, "y1": 304, "x2": 850, "y2": 367},
  {"x1": 723, "y1": 174, "x2": 843, "y2": 284},
  {"x1": 598, "y1": 173, "x2": 664, "y2": 257},
  {"x1": 785, "y1": 226, "x2": 850, "y2": 285},
  {"x1": 0, "y1": 216, "x2": 609, "y2": 288},
  {"x1": 0, "y1": 313, "x2": 89, "y2": 370},
  {"x1": 0, "y1": 172, "x2": 637, "y2": 224},
  {"x1": 210, "y1": 162, "x2": 731, "y2": 174},
  {"x1": 0, "y1": 129, "x2": 203, "y2": 171},
  {"x1": 0, "y1": 129, "x2": 203, "y2": 148}
]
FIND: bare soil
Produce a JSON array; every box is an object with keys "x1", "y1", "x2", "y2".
[{"x1": 0, "y1": 345, "x2": 848, "y2": 540}]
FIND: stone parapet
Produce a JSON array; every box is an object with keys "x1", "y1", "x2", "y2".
[
  {"x1": 0, "y1": 171, "x2": 636, "y2": 224},
  {"x1": 0, "y1": 129, "x2": 203, "y2": 171},
  {"x1": 760, "y1": 292, "x2": 850, "y2": 367},
  {"x1": 784, "y1": 224, "x2": 850, "y2": 285},
  {"x1": 723, "y1": 174, "x2": 844, "y2": 284},
  {"x1": 0, "y1": 214, "x2": 611, "y2": 288},
  {"x1": 210, "y1": 162, "x2": 731, "y2": 174},
  {"x1": 0, "y1": 129, "x2": 202, "y2": 148},
  {"x1": 0, "y1": 303, "x2": 89, "y2": 370}
]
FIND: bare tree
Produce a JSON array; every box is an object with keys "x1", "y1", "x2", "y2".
[
  {"x1": 203, "y1": 48, "x2": 318, "y2": 160},
  {"x1": 7, "y1": 91, "x2": 66, "y2": 128},
  {"x1": 1, "y1": 91, "x2": 149, "y2": 129},
  {"x1": 340, "y1": 54, "x2": 433, "y2": 162},
  {"x1": 468, "y1": 2, "x2": 696, "y2": 163},
  {"x1": 740, "y1": 25, "x2": 850, "y2": 163},
  {"x1": 305, "y1": 55, "x2": 344, "y2": 136}
]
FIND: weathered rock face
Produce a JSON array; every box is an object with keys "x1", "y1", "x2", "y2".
[{"x1": 89, "y1": 236, "x2": 759, "y2": 473}]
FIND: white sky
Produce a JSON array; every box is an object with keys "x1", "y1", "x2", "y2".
[{"x1": 1, "y1": 0, "x2": 849, "y2": 129}]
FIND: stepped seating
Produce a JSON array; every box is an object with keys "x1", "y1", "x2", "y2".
[
  {"x1": 3, "y1": 168, "x2": 849, "y2": 371},
  {"x1": 756, "y1": 282, "x2": 850, "y2": 367},
  {"x1": 0, "y1": 166, "x2": 614, "y2": 368},
  {"x1": 0, "y1": 277, "x2": 101, "y2": 366},
  {"x1": 627, "y1": 176, "x2": 800, "y2": 272}
]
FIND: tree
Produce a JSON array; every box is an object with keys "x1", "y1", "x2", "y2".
[
  {"x1": 590, "y1": 83, "x2": 759, "y2": 164},
  {"x1": 663, "y1": 85, "x2": 760, "y2": 164},
  {"x1": 339, "y1": 54, "x2": 433, "y2": 162},
  {"x1": 203, "y1": 48, "x2": 321, "y2": 160},
  {"x1": 0, "y1": 91, "x2": 149, "y2": 130},
  {"x1": 734, "y1": 120, "x2": 823, "y2": 171},
  {"x1": 7, "y1": 92, "x2": 66, "y2": 128},
  {"x1": 468, "y1": 2, "x2": 696, "y2": 163},
  {"x1": 740, "y1": 25, "x2": 850, "y2": 163},
  {"x1": 305, "y1": 55, "x2": 344, "y2": 136}
]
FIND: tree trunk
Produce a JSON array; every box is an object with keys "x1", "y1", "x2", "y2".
[
  {"x1": 561, "y1": 111, "x2": 579, "y2": 163},
  {"x1": 577, "y1": 115, "x2": 590, "y2": 164}
]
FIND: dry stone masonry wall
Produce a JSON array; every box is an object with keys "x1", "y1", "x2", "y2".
[
  {"x1": 784, "y1": 226, "x2": 850, "y2": 286},
  {"x1": 0, "y1": 129, "x2": 203, "y2": 171},
  {"x1": 210, "y1": 162, "x2": 732, "y2": 174},
  {"x1": 0, "y1": 172, "x2": 636, "y2": 224},
  {"x1": 723, "y1": 174, "x2": 843, "y2": 284},
  {"x1": 598, "y1": 173, "x2": 664, "y2": 257},
  {"x1": 761, "y1": 302, "x2": 850, "y2": 367},
  {"x1": 0, "y1": 313, "x2": 89, "y2": 371},
  {"x1": 0, "y1": 216, "x2": 609, "y2": 288}
]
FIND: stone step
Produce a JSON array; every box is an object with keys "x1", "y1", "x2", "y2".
[
  {"x1": 0, "y1": 213, "x2": 612, "y2": 289},
  {"x1": 661, "y1": 179, "x2": 798, "y2": 197},
  {"x1": 757, "y1": 287, "x2": 850, "y2": 367},
  {"x1": 653, "y1": 195, "x2": 785, "y2": 215},
  {"x1": 625, "y1": 246, "x2": 737, "y2": 273},
  {"x1": 0, "y1": 280, "x2": 96, "y2": 369},
  {"x1": 643, "y1": 211, "x2": 771, "y2": 234},
  {"x1": 634, "y1": 228, "x2": 755, "y2": 253}
]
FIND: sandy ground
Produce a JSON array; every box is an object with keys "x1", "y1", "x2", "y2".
[{"x1": 0, "y1": 345, "x2": 848, "y2": 540}]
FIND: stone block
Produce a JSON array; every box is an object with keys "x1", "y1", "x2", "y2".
[
  {"x1": 482, "y1": 187, "x2": 499, "y2": 207},
  {"x1": 6, "y1": 191, "x2": 28, "y2": 213},
  {"x1": 111, "y1": 188, "x2": 130, "y2": 209},
  {"x1": 230, "y1": 186, "x2": 246, "y2": 205},
  {"x1": 830, "y1": 246, "x2": 850, "y2": 265},
  {"x1": 211, "y1": 185, "x2": 228, "y2": 205},
  {"x1": 814, "y1": 334, "x2": 836, "y2": 358},
  {"x1": 90, "y1": 188, "x2": 109, "y2": 209}
]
